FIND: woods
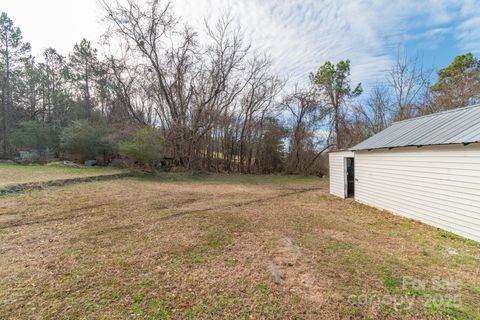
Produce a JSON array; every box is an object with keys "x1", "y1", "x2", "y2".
[{"x1": 1, "y1": 0, "x2": 480, "y2": 175}]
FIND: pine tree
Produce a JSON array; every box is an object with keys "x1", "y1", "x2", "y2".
[
  {"x1": 0, "y1": 12, "x2": 31, "y2": 157},
  {"x1": 68, "y1": 38, "x2": 99, "y2": 121}
]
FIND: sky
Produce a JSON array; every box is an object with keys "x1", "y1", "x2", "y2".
[{"x1": 3, "y1": 0, "x2": 480, "y2": 92}]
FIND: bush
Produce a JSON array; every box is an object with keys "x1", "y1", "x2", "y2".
[
  {"x1": 118, "y1": 126, "x2": 163, "y2": 170},
  {"x1": 60, "y1": 120, "x2": 109, "y2": 162},
  {"x1": 10, "y1": 121, "x2": 55, "y2": 151}
]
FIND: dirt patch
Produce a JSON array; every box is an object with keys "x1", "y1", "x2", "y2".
[{"x1": 270, "y1": 237, "x2": 327, "y2": 304}]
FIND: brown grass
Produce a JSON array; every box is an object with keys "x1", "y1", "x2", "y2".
[
  {"x1": 0, "y1": 175, "x2": 479, "y2": 319},
  {"x1": 0, "y1": 163, "x2": 123, "y2": 188}
]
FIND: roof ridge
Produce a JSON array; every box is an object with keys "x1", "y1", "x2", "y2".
[{"x1": 393, "y1": 103, "x2": 480, "y2": 124}]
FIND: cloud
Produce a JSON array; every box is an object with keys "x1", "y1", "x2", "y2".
[
  {"x1": 456, "y1": 0, "x2": 480, "y2": 54},
  {"x1": 4, "y1": 0, "x2": 480, "y2": 92},
  {"x1": 172, "y1": 0, "x2": 480, "y2": 92},
  {"x1": 174, "y1": 0, "x2": 397, "y2": 90}
]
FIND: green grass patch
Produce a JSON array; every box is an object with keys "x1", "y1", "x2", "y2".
[
  {"x1": 148, "y1": 300, "x2": 172, "y2": 320},
  {"x1": 438, "y1": 230, "x2": 465, "y2": 241},
  {"x1": 381, "y1": 268, "x2": 401, "y2": 293},
  {"x1": 133, "y1": 172, "x2": 325, "y2": 185},
  {"x1": 174, "y1": 234, "x2": 232, "y2": 267},
  {"x1": 0, "y1": 186, "x2": 16, "y2": 196},
  {"x1": 132, "y1": 293, "x2": 145, "y2": 303},
  {"x1": 110, "y1": 291, "x2": 122, "y2": 301},
  {"x1": 132, "y1": 304, "x2": 145, "y2": 316}
]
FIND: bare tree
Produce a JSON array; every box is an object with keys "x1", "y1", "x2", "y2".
[
  {"x1": 282, "y1": 87, "x2": 323, "y2": 174},
  {"x1": 388, "y1": 50, "x2": 432, "y2": 121},
  {"x1": 100, "y1": 0, "x2": 282, "y2": 171},
  {"x1": 354, "y1": 85, "x2": 391, "y2": 136}
]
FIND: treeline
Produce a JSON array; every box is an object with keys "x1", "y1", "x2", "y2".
[{"x1": 1, "y1": 1, "x2": 479, "y2": 175}]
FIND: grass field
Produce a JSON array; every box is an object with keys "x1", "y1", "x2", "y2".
[
  {"x1": 0, "y1": 167, "x2": 479, "y2": 319},
  {"x1": 0, "y1": 163, "x2": 123, "y2": 188}
]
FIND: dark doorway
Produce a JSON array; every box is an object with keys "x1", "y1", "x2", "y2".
[{"x1": 346, "y1": 158, "x2": 355, "y2": 198}]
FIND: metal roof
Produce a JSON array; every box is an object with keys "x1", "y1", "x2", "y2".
[{"x1": 350, "y1": 104, "x2": 480, "y2": 151}]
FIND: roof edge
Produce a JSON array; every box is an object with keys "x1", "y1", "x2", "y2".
[
  {"x1": 351, "y1": 141, "x2": 480, "y2": 151},
  {"x1": 329, "y1": 149, "x2": 354, "y2": 153},
  {"x1": 393, "y1": 103, "x2": 480, "y2": 124}
]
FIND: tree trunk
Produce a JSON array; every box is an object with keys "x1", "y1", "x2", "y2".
[
  {"x1": 334, "y1": 104, "x2": 340, "y2": 150},
  {"x1": 1, "y1": 32, "x2": 10, "y2": 157},
  {"x1": 85, "y1": 61, "x2": 91, "y2": 121},
  {"x1": 0, "y1": 91, "x2": 7, "y2": 157}
]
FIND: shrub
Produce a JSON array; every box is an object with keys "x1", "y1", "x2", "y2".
[
  {"x1": 60, "y1": 120, "x2": 108, "y2": 162},
  {"x1": 118, "y1": 126, "x2": 163, "y2": 170},
  {"x1": 10, "y1": 121, "x2": 55, "y2": 151}
]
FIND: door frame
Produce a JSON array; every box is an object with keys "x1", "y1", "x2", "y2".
[{"x1": 344, "y1": 157, "x2": 355, "y2": 198}]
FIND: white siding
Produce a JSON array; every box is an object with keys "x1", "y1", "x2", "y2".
[
  {"x1": 355, "y1": 144, "x2": 480, "y2": 242},
  {"x1": 329, "y1": 151, "x2": 354, "y2": 198}
]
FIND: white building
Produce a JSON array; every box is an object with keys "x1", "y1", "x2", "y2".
[{"x1": 329, "y1": 105, "x2": 480, "y2": 242}]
